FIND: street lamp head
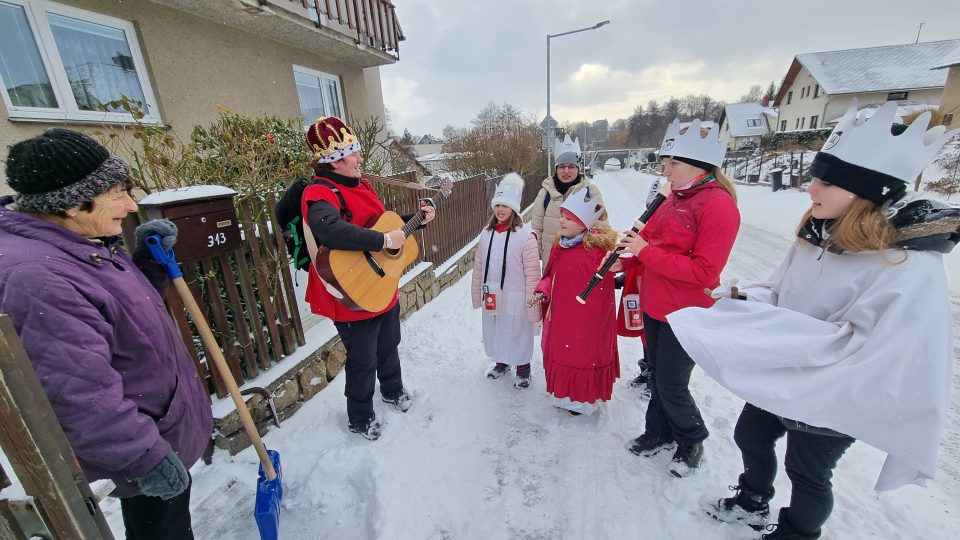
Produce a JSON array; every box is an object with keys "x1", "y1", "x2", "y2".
[{"x1": 594, "y1": 20, "x2": 610, "y2": 29}]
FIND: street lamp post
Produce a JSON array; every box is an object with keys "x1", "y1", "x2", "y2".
[{"x1": 546, "y1": 20, "x2": 610, "y2": 172}]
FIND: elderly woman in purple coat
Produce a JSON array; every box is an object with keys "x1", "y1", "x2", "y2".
[{"x1": 0, "y1": 129, "x2": 212, "y2": 540}]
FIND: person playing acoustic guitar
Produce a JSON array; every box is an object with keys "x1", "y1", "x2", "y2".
[{"x1": 300, "y1": 116, "x2": 435, "y2": 441}]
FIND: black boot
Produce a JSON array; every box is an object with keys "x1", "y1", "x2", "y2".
[
  {"x1": 701, "y1": 474, "x2": 773, "y2": 530},
  {"x1": 514, "y1": 363, "x2": 531, "y2": 389},
  {"x1": 628, "y1": 433, "x2": 675, "y2": 457},
  {"x1": 348, "y1": 416, "x2": 382, "y2": 440},
  {"x1": 668, "y1": 441, "x2": 704, "y2": 477},
  {"x1": 486, "y1": 363, "x2": 509, "y2": 379},
  {"x1": 760, "y1": 508, "x2": 821, "y2": 539}
]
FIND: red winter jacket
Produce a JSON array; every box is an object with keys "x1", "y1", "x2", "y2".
[
  {"x1": 620, "y1": 180, "x2": 740, "y2": 322},
  {"x1": 301, "y1": 174, "x2": 398, "y2": 322}
]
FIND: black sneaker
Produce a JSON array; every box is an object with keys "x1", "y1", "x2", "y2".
[
  {"x1": 668, "y1": 441, "x2": 704, "y2": 477},
  {"x1": 760, "y1": 508, "x2": 821, "y2": 539},
  {"x1": 381, "y1": 389, "x2": 412, "y2": 412},
  {"x1": 485, "y1": 363, "x2": 510, "y2": 379},
  {"x1": 348, "y1": 417, "x2": 382, "y2": 440},
  {"x1": 701, "y1": 475, "x2": 772, "y2": 530},
  {"x1": 628, "y1": 433, "x2": 675, "y2": 456}
]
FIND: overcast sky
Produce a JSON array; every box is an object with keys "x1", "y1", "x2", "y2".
[{"x1": 379, "y1": 0, "x2": 960, "y2": 137}]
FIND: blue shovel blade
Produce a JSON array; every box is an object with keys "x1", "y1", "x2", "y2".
[{"x1": 254, "y1": 449, "x2": 283, "y2": 540}]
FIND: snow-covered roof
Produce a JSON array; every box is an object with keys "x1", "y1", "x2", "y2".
[
  {"x1": 777, "y1": 40, "x2": 959, "y2": 103},
  {"x1": 139, "y1": 185, "x2": 236, "y2": 205},
  {"x1": 932, "y1": 43, "x2": 960, "y2": 70},
  {"x1": 721, "y1": 102, "x2": 773, "y2": 137}
]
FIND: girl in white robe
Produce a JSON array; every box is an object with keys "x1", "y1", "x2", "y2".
[{"x1": 667, "y1": 101, "x2": 959, "y2": 539}]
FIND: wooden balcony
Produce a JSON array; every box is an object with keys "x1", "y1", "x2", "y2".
[{"x1": 149, "y1": 0, "x2": 404, "y2": 67}]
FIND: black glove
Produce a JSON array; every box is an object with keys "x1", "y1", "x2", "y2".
[
  {"x1": 134, "y1": 219, "x2": 177, "y2": 261},
  {"x1": 135, "y1": 449, "x2": 189, "y2": 500}
]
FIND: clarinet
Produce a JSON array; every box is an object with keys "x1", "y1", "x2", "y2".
[{"x1": 576, "y1": 181, "x2": 671, "y2": 304}]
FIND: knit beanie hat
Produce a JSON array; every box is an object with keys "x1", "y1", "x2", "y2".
[
  {"x1": 5, "y1": 128, "x2": 130, "y2": 214},
  {"x1": 555, "y1": 151, "x2": 580, "y2": 169},
  {"x1": 306, "y1": 116, "x2": 361, "y2": 164},
  {"x1": 491, "y1": 172, "x2": 524, "y2": 214}
]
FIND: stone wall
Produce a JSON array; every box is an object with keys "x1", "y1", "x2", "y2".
[{"x1": 213, "y1": 245, "x2": 478, "y2": 454}]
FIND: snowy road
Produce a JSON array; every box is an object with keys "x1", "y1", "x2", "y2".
[{"x1": 102, "y1": 169, "x2": 960, "y2": 539}]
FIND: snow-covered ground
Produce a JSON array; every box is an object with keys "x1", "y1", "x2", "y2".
[{"x1": 90, "y1": 169, "x2": 960, "y2": 538}]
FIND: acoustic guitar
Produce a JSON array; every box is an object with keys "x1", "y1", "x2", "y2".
[{"x1": 314, "y1": 179, "x2": 453, "y2": 312}]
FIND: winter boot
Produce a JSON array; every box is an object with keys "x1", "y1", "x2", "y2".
[
  {"x1": 381, "y1": 388, "x2": 412, "y2": 412},
  {"x1": 759, "y1": 508, "x2": 821, "y2": 539},
  {"x1": 514, "y1": 364, "x2": 531, "y2": 389},
  {"x1": 628, "y1": 433, "x2": 676, "y2": 457},
  {"x1": 486, "y1": 363, "x2": 510, "y2": 379},
  {"x1": 668, "y1": 441, "x2": 704, "y2": 477},
  {"x1": 701, "y1": 474, "x2": 773, "y2": 530},
  {"x1": 348, "y1": 417, "x2": 382, "y2": 441}
]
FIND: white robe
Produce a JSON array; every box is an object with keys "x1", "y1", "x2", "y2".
[
  {"x1": 667, "y1": 240, "x2": 953, "y2": 491},
  {"x1": 477, "y1": 224, "x2": 537, "y2": 366}
]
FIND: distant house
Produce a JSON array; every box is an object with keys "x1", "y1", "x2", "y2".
[
  {"x1": 0, "y1": 0, "x2": 404, "y2": 191},
  {"x1": 773, "y1": 40, "x2": 960, "y2": 133},
  {"x1": 933, "y1": 43, "x2": 960, "y2": 130},
  {"x1": 411, "y1": 134, "x2": 444, "y2": 157},
  {"x1": 718, "y1": 102, "x2": 778, "y2": 150}
]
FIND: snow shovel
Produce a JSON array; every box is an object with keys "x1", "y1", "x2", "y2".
[{"x1": 146, "y1": 235, "x2": 283, "y2": 540}]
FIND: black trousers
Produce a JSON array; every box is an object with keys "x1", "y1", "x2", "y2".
[
  {"x1": 642, "y1": 315, "x2": 708, "y2": 444},
  {"x1": 120, "y1": 478, "x2": 193, "y2": 540},
  {"x1": 735, "y1": 403, "x2": 855, "y2": 536},
  {"x1": 334, "y1": 303, "x2": 404, "y2": 425}
]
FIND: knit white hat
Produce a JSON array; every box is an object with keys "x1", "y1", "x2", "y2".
[
  {"x1": 658, "y1": 118, "x2": 729, "y2": 168},
  {"x1": 491, "y1": 172, "x2": 524, "y2": 214},
  {"x1": 560, "y1": 187, "x2": 604, "y2": 229}
]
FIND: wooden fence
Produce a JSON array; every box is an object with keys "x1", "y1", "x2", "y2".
[{"x1": 126, "y1": 171, "x2": 545, "y2": 398}]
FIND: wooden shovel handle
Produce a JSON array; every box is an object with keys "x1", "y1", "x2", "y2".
[{"x1": 171, "y1": 278, "x2": 277, "y2": 480}]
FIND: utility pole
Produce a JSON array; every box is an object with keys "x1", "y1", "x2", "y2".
[{"x1": 915, "y1": 22, "x2": 924, "y2": 44}]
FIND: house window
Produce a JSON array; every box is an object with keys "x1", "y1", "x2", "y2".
[
  {"x1": 814, "y1": 84, "x2": 820, "y2": 98},
  {"x1": 800, "y1": 87, "x2": 805, "y2": 98},
  {"x1": 780, "y1": 120, "x2": 787, "y2": 131},
  {"x1": 810, "y1": 115, "x2": 819, "y2": 129},
  {"x1": 795, "y1": 118, "x2": 800, "y2": 129},
  {"x1": 787, "y1": 91, "x2": 793, "y2": 105},
  {"x1": 800, "y1": 117, "x2": 805, "y2": 129},
  {"x1": 887, "y1": 91, "x2": 908, "y2": 101},
  {"x1": 293, "y1": 65, "x2": 344, "y2": 128},
  {"x1": 0, "y1": 0, "x2": 160, "y2": 123},
  {"x1": 746, "y1": 118, "x2": 761, "y2": 127}
]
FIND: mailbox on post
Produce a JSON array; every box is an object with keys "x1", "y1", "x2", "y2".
[{"x1": 138, "y1": 185, "x2": 242, "y2": 263}]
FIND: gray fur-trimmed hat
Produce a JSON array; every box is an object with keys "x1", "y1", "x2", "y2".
[{"x1": 5, "y1": 128, "x2": 130, "y2": 214}]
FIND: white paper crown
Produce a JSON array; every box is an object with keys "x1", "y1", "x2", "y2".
[
  {"x1": 491, "y1": 172, "x2": 524, "y2": 213},
  {"x1": 820, "y1": 99, "x2": 959, "y2": 182},
  {"x1": 658, "y1": 118, "x2": 729, "y2": 167},
  {"x1": 560, "y1": 187, "x2": 604, "y2": 229}
]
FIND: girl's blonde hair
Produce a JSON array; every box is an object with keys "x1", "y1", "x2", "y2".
[
  {"x1": 486, "y1": 210, "x2": 523, "y2": 231},
  {"x1": 711, "y1": 167, "x2": 738, "y2": 203},
  {"x1": 797, "y1": 198, "x2": 896, "y2": 253},
  {"x1": 554, "y1": 220, "x2": 618, "y2": 252}
]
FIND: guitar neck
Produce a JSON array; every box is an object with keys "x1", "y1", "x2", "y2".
[{"x1": 401, "y1": 191, "x2": 448, "y2": 236}]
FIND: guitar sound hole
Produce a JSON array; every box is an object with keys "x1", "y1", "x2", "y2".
[{"x1": 384, "y1": 247, "x2": 402, "y2": 257}]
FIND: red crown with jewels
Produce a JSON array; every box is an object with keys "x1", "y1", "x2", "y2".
[{"x1": 306, "y1": 116, "x2": 361, "y2": 163}]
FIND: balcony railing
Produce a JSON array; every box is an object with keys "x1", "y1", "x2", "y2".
[{"x1": 285, "y1": 0, "x2": 404, "y2": 59}]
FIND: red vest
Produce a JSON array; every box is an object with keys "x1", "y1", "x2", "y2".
[{"x1": 300, "y1": 176, "x2": 398, "y2": 322}]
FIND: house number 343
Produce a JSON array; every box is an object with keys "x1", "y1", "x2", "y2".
[{"x1": 207, "y1": 232, "x2": 227, "y2": 247}]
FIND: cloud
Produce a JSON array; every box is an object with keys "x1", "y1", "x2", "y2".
[{"x1": 381, "y1": 76, "x2": 430, "y2": 129}]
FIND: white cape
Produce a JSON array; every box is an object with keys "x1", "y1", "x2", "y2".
[{"x1": 667, "y1": 241, "x2": 953, "y2": 491}]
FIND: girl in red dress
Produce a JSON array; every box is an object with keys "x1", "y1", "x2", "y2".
[{"x1": 532, "y1": 189, "x2": 619, "y2": 415}]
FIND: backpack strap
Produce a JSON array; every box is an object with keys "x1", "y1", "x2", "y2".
[
  {"x1": 543, "y1": 191, "x2": 550, "y2": 211},
  {"x1": 302, "y1": 177, "x2": 354, "y2": 268}
]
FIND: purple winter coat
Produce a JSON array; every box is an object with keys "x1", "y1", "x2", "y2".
[{"x1": 0, "y1": 197, "x2": 212, "y2": 498}]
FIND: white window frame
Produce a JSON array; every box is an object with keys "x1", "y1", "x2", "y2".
[
  {"x1": 292, "y1": 64, "x2": 344, "y2": 128},
  {"x1": 0, "y1": 0, "x2": 161, "y2": 124}
]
